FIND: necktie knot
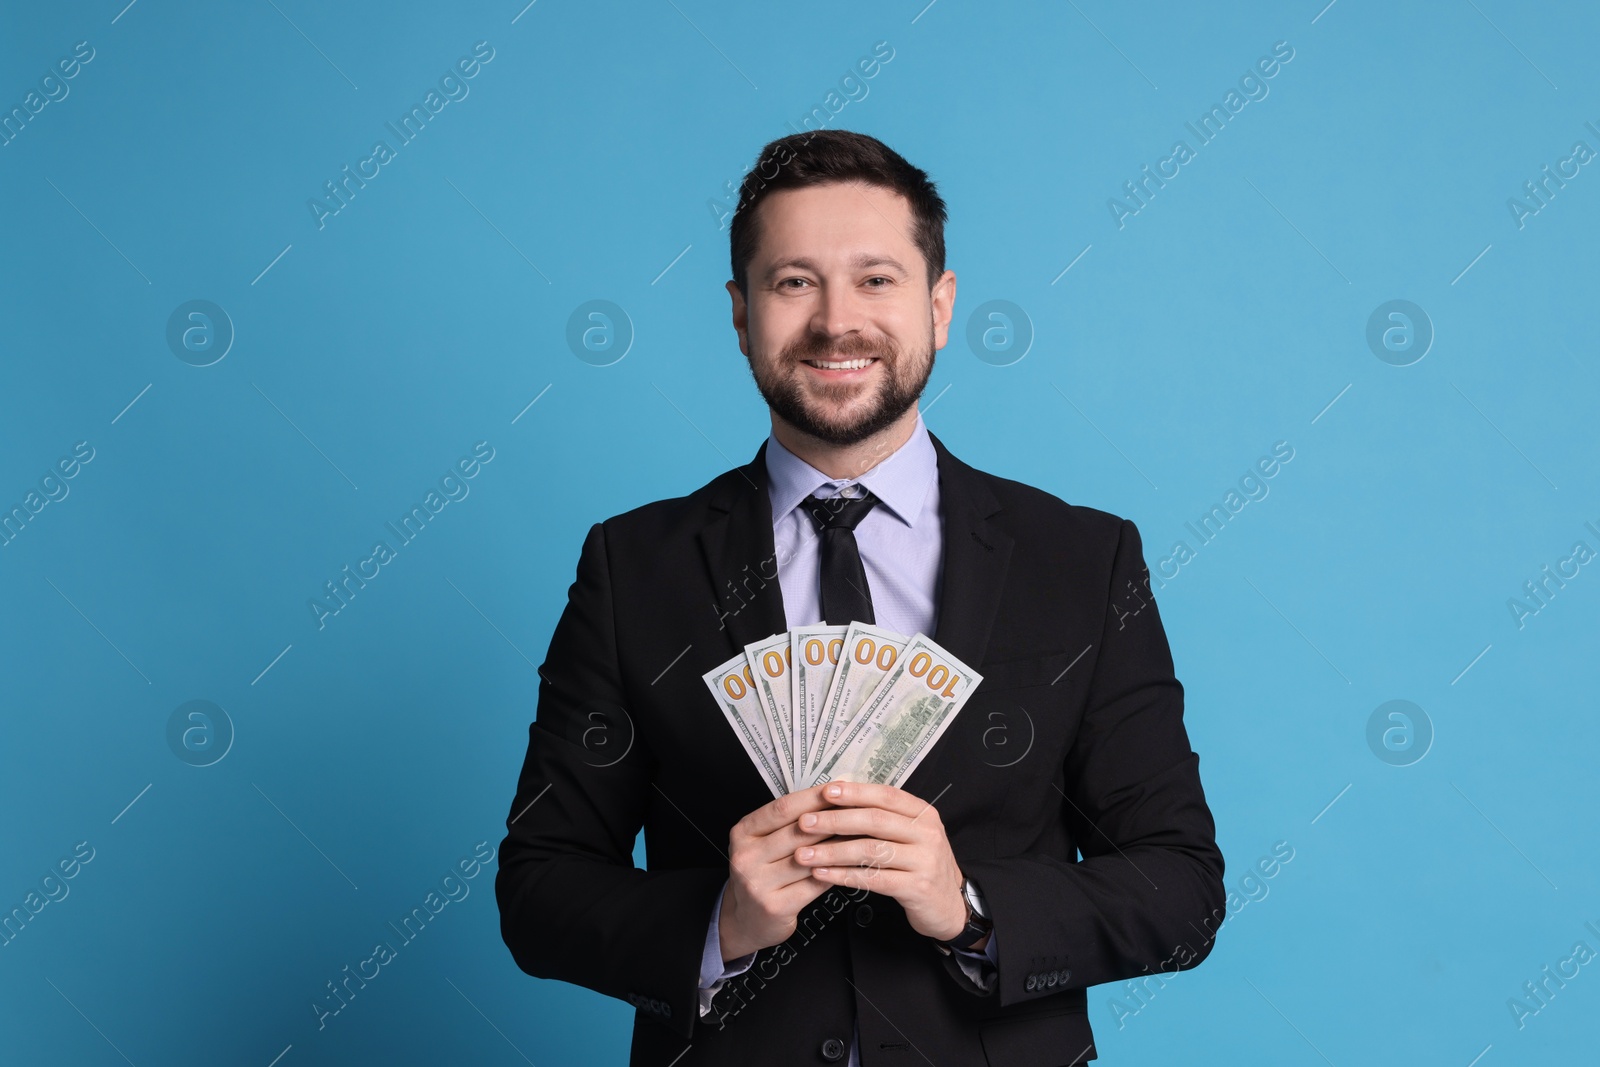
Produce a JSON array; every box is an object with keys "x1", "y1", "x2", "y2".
[{"x1": 806, "y1": 488, "x2": 879, "y2": 534}]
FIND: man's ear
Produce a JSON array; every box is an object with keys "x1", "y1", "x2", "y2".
[
  {"x1": 930, "y1": 269, "x2": 957, "y2": 351},
  {"x1": 726, "y1": 279, "x2": 750, "y2": 357}
]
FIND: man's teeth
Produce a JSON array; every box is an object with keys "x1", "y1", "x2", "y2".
[{"x1": 805, "y1": 358, "x2": 876, "y2": 370}]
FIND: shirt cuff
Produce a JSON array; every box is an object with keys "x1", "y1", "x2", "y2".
[
  {"x1": 698, "y1": 881, "x2": 757, "y2": 1017},
  {"x1": 949, "y1": 928, "x2": 998, "y2": 993}
]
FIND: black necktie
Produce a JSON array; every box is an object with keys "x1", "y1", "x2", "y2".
[{"x1": 805, "y1": 488, "x2": 879, "y2": 626}]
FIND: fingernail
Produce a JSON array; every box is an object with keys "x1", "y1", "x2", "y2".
[
  {"x1": 801, "y1": 813, "x2": 817, "y2": 828},
  {"x1": 799, "y1": 847, "x2": 814, "y2": 861},
  {"x1": 815, "y1": 868, "x2": 830, "y2": 876},
  {"x1": 826, "y1": 784, "x2": 842, "y2": 797}
]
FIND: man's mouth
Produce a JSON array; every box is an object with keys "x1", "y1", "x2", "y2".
[{"x1": 802, "y1": 357, "x2": 878, "y2": 371}]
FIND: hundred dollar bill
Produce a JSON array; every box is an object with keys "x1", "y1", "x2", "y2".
[
  {"x1": 702, "y1": 651, "x2": 787, "y2": 798},
  {"x1": 808, "y1": 633, "x2": 983, "y2": 788},
  {"x1": 807, "y1": 622, "x2": 909, "y2": 781},
  {"x1": 789, "y1": 624, "x2": 847, "y2": 785},
  {"x1": 744, "y1": 632, "x2": 798, "y2": 791}
]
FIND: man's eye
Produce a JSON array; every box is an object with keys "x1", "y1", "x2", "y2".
[
  {"x1": 779, "y1": 278, "x2": 810, "y2": 289},
  {"x1": 864, "y1": 276, "x2": 891, "y2": 288}
]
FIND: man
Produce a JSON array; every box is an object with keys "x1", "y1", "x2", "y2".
[{"x1": 496, "y1": 129, "x2": 1224, "y2": 1066}]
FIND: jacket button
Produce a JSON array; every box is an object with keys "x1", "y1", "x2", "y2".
[
  {"x1": 820, "y1": 1037, "x2": 846, "y2": 1061},
  {"x1": 1025, "y1": 974, "x2": 1037, "y2": 991},
  {"x1": 1058, "y1": 968, "x2": 1071, "y2": 984},
  {"x1": 855, "y1": 904, "x2": 874, "y2": 926}
]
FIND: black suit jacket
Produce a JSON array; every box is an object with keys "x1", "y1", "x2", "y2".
[{"x1": 496, "y1": 432, "x2": 1224, "y2": 1066}]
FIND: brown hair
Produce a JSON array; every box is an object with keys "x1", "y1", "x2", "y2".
[{"x1": 728, "y1": 129, "x2": 947, "y2": 298}]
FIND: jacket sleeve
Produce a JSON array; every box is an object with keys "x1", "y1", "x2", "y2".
[
  {"x1": 495, "y1": 521, "x2": 726, "y2": 1038},
  {"x1": 960, "y1": 518, "x2": 1226, "y2": 1006}
]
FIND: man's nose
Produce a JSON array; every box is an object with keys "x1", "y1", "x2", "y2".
[{"x1": 810, "y1": 281, "x2": 867, "y2": 341}]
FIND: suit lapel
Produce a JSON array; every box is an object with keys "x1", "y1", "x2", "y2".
[
  {"x1": 697, "y1": 441, "x2": 789, "y2": 658},
  {"x1": 927, "y1": 432, "x2": 1013, "y2": 673},
  {"x1": 904, "y1": 432, "x2": 1014, "y2": 796}
]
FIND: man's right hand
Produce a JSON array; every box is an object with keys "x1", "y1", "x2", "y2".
[{"x1": 719, "y1": 785, "x2": 837, "y2": 962}]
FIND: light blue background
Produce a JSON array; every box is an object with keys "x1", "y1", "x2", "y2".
[{"x1": 2, "y1": 1, "x2": 1597, "y2": 1064}]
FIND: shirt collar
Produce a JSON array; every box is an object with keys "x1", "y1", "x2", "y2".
[{"x1": 764, "y1": 411, "x2": 938, "y2": 529}]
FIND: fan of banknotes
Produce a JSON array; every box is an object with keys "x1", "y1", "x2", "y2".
[{"x1": 702, "y1": 622, "x2": 985, "y2": 798}]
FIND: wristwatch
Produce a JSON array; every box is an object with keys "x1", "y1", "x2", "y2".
[{"x1": 935, "y1": 876, "x2": 992, "y2": 953}]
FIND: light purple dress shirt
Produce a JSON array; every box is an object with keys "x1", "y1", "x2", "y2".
[{"x1": 695, "y1": 413, "x2": 999, "y2": 1063}]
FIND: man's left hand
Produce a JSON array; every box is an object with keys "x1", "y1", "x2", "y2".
[{"x1": 792, "y1": 781, "x2": 974, "y2": 944}]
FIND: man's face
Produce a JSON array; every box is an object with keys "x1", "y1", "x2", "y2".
[{"x1": 727, "y1": 181, "x2": 956, "y2": 448}]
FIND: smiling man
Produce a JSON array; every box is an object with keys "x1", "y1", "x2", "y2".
[{"x1": 496, "y1": 130, "x2": 1224, "y2": 1067}]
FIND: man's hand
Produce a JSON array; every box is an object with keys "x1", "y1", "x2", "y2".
[
  {"x1": 792, "y1": 781, "x2": 973, "y2": 944},
  {"x1": 719, "y1": 786, "x2": 837, "y2": 962}
]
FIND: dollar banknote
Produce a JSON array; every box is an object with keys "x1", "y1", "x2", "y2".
[
  {"x1": 808, "y1": 633, "x2": 983, "y2": 788},
  {"x1": 701, "y1": 650, "x2": 787, "y2": 798},
  {"x1": 806, "y1": 622, "x2": 909, "y2": 781},
  {"x1": 789, "y1": 624, "x2": 847, "y2": 784},
  {"x1": 743, "y1": 632, "x2": 797, "y2": 792}
]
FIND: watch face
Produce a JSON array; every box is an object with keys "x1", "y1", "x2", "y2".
[{"x1": 963, "y1": 878, "x2": 989, "y2": 920}]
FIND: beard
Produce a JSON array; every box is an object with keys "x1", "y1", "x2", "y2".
[{"x1": 747, "y1": 325, "x2": 936, "y2": 447}]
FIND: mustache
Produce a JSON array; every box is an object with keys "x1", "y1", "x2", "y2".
[{"x1": 781, "y1": 334, "x2": 896, "y2": 362}]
